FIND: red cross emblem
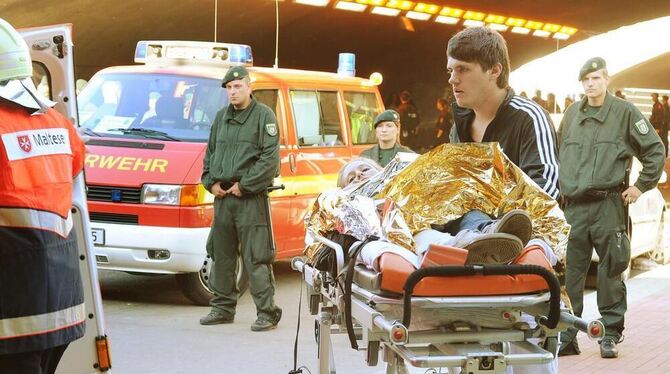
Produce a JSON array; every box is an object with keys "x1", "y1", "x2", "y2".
[{"x1": 17, "y1": 135, "x2": 32, "y2": 152}]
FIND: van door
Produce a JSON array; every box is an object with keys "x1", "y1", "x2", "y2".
[
  {"x1": 19, "y1": 24, "x2": 78, "y2": 123},
  {"x1": 20, "y1": 24, "x2": 113, "y2": 373}
]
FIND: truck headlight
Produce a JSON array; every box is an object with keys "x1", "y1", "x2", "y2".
[{"x1": 142, "y1": 184, "x2": 181, "y2": 205}]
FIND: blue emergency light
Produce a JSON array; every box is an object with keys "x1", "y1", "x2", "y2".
[
  {"x1": 229, "y1": 45, "x2": 254, "y2": 64},
  {"x1": 135, "y1": 41, "x2": 147, "y2": 60},
  {"x1": 338, "y1": 53, "x2": 356, "y2": 77}
]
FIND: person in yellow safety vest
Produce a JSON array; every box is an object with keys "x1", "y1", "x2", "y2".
[
  {"x1": 350, "y1": 110, "x2": 375, "y2": 145},
  {"x1": 0, "y1": 18, "x2": 87, "y2": 374}
]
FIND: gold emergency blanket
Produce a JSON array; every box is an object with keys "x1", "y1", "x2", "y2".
[{"x1": 378, "y1": 143, "x2": 569, "y2": 260}]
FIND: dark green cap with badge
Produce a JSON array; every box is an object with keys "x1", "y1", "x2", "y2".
[
  {"x1": 578, "y1": 57, "x2": 606, "y2": 81},
  {"x1": 373, "y1": 109, "x2": 400, "y2": 128},
  {"x1": 222, "y1": 66, "x2": 249, "y2": 87}
]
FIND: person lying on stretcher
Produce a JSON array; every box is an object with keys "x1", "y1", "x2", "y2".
[{"x1": 334, "y1": 157, "x2": 558, "y2": 268}]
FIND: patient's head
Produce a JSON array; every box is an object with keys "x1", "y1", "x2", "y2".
[{"x1": 337, "y1": 158, "x2": 382, "y2": 188}]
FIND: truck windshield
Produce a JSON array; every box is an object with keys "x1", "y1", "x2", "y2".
[{"x1": 78, "y1": 73, "x2": 228, "y2": 142}]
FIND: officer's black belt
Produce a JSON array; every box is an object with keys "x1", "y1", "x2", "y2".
[{"x1": 564, "y1": 187, "x2": 623, "y2": 205}]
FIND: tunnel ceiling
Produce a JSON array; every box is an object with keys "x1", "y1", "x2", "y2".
[{"x1": 3, "y1": 0, "x2": 669, "y2": 115}]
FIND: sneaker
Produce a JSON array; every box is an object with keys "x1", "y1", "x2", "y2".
[
  {"x1": 600, "y1": 337, "x2": 619, "y2": 358},
  {"x1": 482, "y1": 209, "x2": 532, "y2": 246},
  {"x1": 452, "y1": 231, "x2": 523, "y2": 265},
  {"x1": 199, "y1": 311, "x2": 234, "y2": 325},
  {"x1": 251, "y1": 308, "x2": 282, "y2": 332}
]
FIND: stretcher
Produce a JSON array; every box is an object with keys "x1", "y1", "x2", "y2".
[{"x1": 292, "y1": 232, "x2": 604, "y2": 374}]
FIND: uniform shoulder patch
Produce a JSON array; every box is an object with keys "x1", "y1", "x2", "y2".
[
  {"x1": 265, "y1": 123, "x2": 278, "y2": 136},
  {"x1": 634, "y1": 119, "x2": 649, "y2": 135}
]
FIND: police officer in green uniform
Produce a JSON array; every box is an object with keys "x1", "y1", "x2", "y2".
[
  {"x1": 199, "y1": 66, "x2": 282, "y2": 331},
  {"x1": 558, "y1": 57, "x2": 665, "y2": 358},
  {"x1": 360, "y1": 109, "x2": 413, "y2": 167}
]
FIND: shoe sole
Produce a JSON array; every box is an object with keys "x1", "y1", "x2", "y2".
[
  {"x1": 200, "y1": 321, "x2": 234, "y2": 326},
  {"x1": 496, "y1": 209, "x2": 532, "y2": 246},
  {"x1": 250, "y1": 324, "x2": 278, "y2": 332},
  {"x1": 464, "y1": 234, "x2": 523, "y2": 265}
]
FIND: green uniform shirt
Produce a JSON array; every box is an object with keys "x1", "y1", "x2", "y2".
[
  {"x1": 201, "y1": 98, "x2": 280, "y2": 195},
  {"x1": 558, "y1": 92, "x2": 665, "y2": 198},
  {"x1": 360, "y1": 143, "x2": 413, "y2": 167}
]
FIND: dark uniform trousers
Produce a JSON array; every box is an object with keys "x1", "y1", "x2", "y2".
[
  {"x1": 0, "y1": 344, "x2": 68, "y2": 374},
  {"x1": 207, "y1": 193, "x2": 278, "y2": 320},
  {"x1": 563, "y1": 194, "x2": 628, "y2": 343}
]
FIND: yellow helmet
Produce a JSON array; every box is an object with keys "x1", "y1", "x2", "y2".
[{"x1": 0, "y1": 18, "x2": 32, "y2": 82}]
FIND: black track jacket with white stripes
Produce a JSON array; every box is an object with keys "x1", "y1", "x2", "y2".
[{"x1": 449, "y1": 88, "x2": 560, "y2": 200}]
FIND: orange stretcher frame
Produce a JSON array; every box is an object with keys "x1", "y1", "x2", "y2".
[{"x1": 378, "y1": 245, "x2": 552, "y2": 297}]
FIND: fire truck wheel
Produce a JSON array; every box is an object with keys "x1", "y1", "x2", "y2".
[{"x1": 176, "y1": 255, "x2": 249, "y2": 306}]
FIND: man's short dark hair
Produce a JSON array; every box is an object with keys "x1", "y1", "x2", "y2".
[{"x1": 447, "y1": 27, "x2": 510, "y2": 89}]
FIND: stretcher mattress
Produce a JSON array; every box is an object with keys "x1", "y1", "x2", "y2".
[{"x1": 378, "y1": 245, "x2": 553, "y2": 297}]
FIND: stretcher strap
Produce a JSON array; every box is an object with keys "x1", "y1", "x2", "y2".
[
  {"x1": 401, "y1": 264, "x2": 561, "y2": 329},
  {"x1": 343, "y1": 236, "x2": 378, "y2": 350}
]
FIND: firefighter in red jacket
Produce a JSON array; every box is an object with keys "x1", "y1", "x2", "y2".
[{"x1": 0, "y1": 18, "x2": 86, "y2": 374}]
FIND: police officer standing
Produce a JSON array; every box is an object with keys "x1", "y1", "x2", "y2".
[
  {"x1": 0, "y1": 18, "x2": 86, "y2": 373},
  {"x1": 360, "y1": 109, "x2": 413, "y2": 167},
  {"x1": 199, "y1": 66, "x2": 282, "y2": 331},
  {"x1": 558, "y1": 57, "x2": 665, "y2": 358}
]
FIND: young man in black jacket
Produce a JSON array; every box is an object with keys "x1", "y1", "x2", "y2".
[
  {"x1": 447, "y1": 27, "x2": 559, "y2": 200},
  {"x1": 444, "y1": 26, "x2": 559, "y2": 235}
]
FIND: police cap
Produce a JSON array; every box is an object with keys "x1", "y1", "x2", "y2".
[
  {"x1": 222, "y1": 66, "x2": 249, "y2": 87},
  {"x1": 373, "y1": 109, "x2": 400, "y2": 128},
  {"x1": 578, "y1": 57, "x2": 607, "y2": 81}
]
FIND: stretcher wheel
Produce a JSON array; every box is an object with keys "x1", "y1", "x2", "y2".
[{"x1": 366, "y1": 340, "x2": 380, "y2": 366}]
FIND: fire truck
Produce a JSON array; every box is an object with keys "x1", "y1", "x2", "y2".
[{"x1": 77, "y1": 40, "x2": 385, "y2": 304}]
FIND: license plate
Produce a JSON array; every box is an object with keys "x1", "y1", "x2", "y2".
[{"x1": 91, "y1": 228, "x2": 105, "y2": 245}]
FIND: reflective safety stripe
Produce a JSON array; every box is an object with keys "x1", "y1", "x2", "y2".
[
  {"x1": 0, "y1": 303, "x2": 85, "y2": 340},
  {"x1": 0, "y1": 207, "x2": 73, "y2": 238}
]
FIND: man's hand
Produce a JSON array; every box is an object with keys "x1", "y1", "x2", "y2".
[
  {"x1": 226, "y1": 182, "x2": 243, "y2": 197},
  {"x1": 211, "y1": 182, "x2": 227, "y2": 198},
  {"x1": 621, "y1": 186, "x2": 642, "y2": 205}
]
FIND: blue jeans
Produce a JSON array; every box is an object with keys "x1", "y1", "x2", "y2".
[{"x1": 446, "y1": 210, "x2": 494, "y2": 235}]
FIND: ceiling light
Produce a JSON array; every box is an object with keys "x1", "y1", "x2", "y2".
[
  {"x1": 406, "y1": 11, "x2": 431, "y2": 20},
  {"x1": 543, "y1": 23, "x2": 562, "y2": 33},
  {"x1": 356, "y1": 0, "x2": 385, "y2": 4},
  {"x1": 371, "y1": 6, "x2": 401, "y2": 16},
  {"x1": 335, "y1": 1, "x2": 367, "y2": 11},
  {"x1": 440, "y1": 7, "x2": 463, "y2": 18},
  {"x1": 414, "y1": 2, "x2": 440, "y2": 14},
  {"x1": 488, "y1": 23, "x2": 508, "y2": 32},
  {"x1": 560, "y1": 26, "x2": 578, "y2": 35},
  {"x1": 485, "y1": 14, "x2": 506, "y2": 24},
  {"x1": 385, "y1": 0, "x2": 414, "y2": 10},
  {"x1": 294, "y1": 0, "x2": 330, "y2": 6},
  {"x1": 533, "y1": 30, "x2": 550, "y2": 38},
  {"x1": 463, "y1": 19, "x2": 485, "y2": 27},
  {"x1": 511, "y1": 26, "x2": 530, "y2": 35},
  {"x1": 463, "y1": 11, "x2": 486, "y2": 21},
  {"x1": 525, "y1": 20, "x2": 544, "y2": 30},
  {"x1": 505, "y1": 17, "x2": 526, "y2": 27},
  {"x1": 435, "y1": 15, "x2": 459, "y2": 24},
  {"x1": 552, "y1": 32, "x2": 570, "y2": 40}
]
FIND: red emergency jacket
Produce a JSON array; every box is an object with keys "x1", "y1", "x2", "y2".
[{"x1": 0, "y1": 100, "x2": 86, "y2": 354}]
